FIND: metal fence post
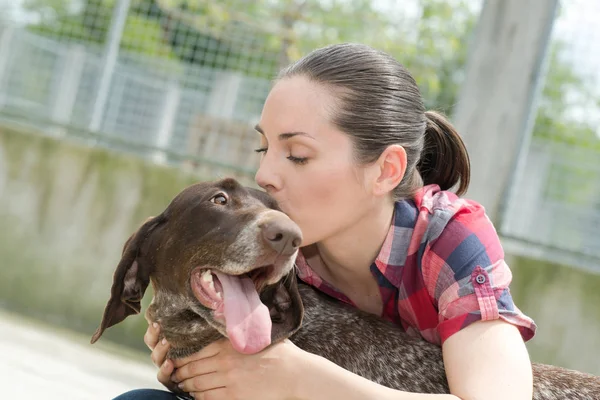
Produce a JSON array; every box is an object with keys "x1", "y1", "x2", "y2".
[
  {"x1": 0, "y1": 24, "x2": 15, "y2": 110},
  {"x1": 88, "y1": 0, "x2": 131, "y2": 133},
  {"x1": 50, "y1": 44, "x2": 86, "y2": 136},
  {"x1": 152, "y1": 81, "x2": 181, "y2": 164},
  {"x1": 451, "y1": 0, "x2": 559, "y2": 223},
  {"x1": 207, "y1": 71, "x2": 243, "y2": 119}
]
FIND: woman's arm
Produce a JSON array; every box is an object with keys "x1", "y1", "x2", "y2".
[
  {"x1": 294, "y1": 348, "x2": 458, "y2": 400},
  {"x1": 294, "y1": 319, "x2": 532, "y2": 400},
  {"x1": 441, "y1": 319, "x2": 533, "y2": 400},
  {"x1": 165, "y1": 318, "x2": 531, "y2": 400},
  {"x1": 170, "y1": 335, "x2": 458, "y2": 400}
]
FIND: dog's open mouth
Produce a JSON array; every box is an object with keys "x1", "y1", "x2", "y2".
[
  {"x1": 191, "y1": 266, "x2": 276, "y2": 310},
  {"x1": 190, "y1": 266, "x2": 277, "y2": 354}
]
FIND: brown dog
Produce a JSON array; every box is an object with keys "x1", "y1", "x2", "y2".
[{"x1": 91, "y1": 178, "x2": 600, "y2": 399}]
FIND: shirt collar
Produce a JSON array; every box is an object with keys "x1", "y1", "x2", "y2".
[{"x1": 295, "y1": 188, "x2": 436, "y2": 289}]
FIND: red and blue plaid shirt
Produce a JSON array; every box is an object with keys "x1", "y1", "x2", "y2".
[{"x1": 295, "y1": 184, "x2": 537, "y2": 346}]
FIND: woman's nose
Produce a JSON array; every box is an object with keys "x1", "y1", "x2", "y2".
[{"x1": 255, "y1": 155, "x2": 281, "y2": 192}]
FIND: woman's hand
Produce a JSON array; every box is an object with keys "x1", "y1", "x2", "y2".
[
  {"x1": 172, "y1": 338, "x2": 304, "y2": 400},
  {"x1": 143, "y1": 319, "x2": 177, "y2": 392}
]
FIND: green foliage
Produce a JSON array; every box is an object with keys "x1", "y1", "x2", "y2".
[
  {"x1": 409, "y1": 0, "x2": 477, "y2": 111},
  {"x1": 24, "y1": 0, "x2": 109, "y2": 43},
  {"x1": 533, "y1": 41, "x2": 600, "y2": 149},
  {"x1": 120, "y1": 14, "x2": 174, "y2": 57}
]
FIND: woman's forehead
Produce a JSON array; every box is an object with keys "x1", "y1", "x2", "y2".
[
  {"x1": 268, "y1": 77, "x2": 335, "y2": 112},
  {"x1": 260, "y1": 78, "x2": 339, "y2": 136}
]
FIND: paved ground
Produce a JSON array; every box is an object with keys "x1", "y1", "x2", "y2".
[{"x1": 0, "y1": 309, "x2": 164, "y2": 399}]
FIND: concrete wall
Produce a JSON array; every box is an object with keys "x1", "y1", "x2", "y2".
[
  {"x1": 508, "y1": 256, "x2": 600, "y2": 375},
  {"x1": 0, "y1": 125, "x2": 201, "y2": 348},
  {"x1": 1, "y1": 126, "x2": 599, "y2": 374}
]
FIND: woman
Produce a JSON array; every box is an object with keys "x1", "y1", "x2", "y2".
[{"x1": 116, "y1": 43, "x2": 537, "y2": 400}]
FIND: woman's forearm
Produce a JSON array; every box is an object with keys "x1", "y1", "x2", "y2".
[{"x1": 292, "y1": 351, "x2": 460, "y2": 400}]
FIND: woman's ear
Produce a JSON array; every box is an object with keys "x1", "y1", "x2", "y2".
[{"x1": 371, "y1": 144, "x2": 407, "y2": 197}]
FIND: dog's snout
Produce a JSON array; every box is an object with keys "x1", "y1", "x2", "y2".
[{"x1": 259, "y1": 216, "x2": 302, "y2": 256}]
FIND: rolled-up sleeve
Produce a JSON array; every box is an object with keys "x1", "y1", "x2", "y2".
[{"x1": 420, "y1": 199, "x2": 537, "y2": 345}]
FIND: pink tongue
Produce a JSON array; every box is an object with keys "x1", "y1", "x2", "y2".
[{"x1": 214, "y1": 272, "x2": 272, "y2": 354}]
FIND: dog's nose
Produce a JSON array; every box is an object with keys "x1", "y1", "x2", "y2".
[{"x1": 260, "y1": 218, "x2": 302, "y2": 256}]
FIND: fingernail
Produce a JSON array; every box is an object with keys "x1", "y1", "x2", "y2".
[
  {"x1": 161, "y1": 338, "x2": 167, "y2": 345},
  {"x1": 153, "y1": 322, "x2": 158, "y2": 329},
  {"x1": 177, "y1": 383, "x2": 184, "y2": 390}
]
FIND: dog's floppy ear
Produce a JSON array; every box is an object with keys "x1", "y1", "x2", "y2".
[
  {"x1": 90, "y1": 216, "x2": 160, "y2": 344},
  {"x1": 260, "y1": 270, "x2": 304, "y2": 344}
]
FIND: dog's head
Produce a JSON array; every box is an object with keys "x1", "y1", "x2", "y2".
[{"x1": 90, "y1": 178, "x2": 304, "y2": 356}]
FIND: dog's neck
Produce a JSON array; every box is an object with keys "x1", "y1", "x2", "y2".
[{"x1": 147, "y1": 296, "x2": 224, "y2": 359}]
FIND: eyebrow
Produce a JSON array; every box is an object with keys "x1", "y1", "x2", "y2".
[{"x1": 254, "y1": 124, "x2": 314, "y2": 140}]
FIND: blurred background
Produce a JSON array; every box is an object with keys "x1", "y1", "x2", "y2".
[{"x1": 0, "y1": 0, "x2": 599, "y2": 398}]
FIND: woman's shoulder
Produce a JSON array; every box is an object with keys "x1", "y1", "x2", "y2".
[
  {"x1": 380, "y1": 185, "x2": 493, "y2": 274},
  {"x1": 411, "y1": 184, "x2": 487, "y2": 217},
  {"x1": 400, "y1": 184, "x2": 498, "y2": 256}
]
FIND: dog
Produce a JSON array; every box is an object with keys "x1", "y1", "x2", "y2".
[{"x1": 91, "y1": 178, "x2": 600, "y2": 399}]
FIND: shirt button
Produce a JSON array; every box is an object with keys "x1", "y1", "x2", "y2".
[{"x1": 475, "y1": 274, "x2": 486, "y2": 284}]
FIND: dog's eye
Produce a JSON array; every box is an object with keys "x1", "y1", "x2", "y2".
[{"x1": 210, "y1": 194, "x2": 228, "y2": 205}]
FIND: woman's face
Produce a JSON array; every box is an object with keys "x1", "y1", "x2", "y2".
[{"x1": 254, "y1": 76, "x2": 378, "y2": 246}]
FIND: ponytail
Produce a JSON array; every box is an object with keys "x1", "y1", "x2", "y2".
[{"x1": 416, "y1": 111, "x2": 471, "y2": 196}]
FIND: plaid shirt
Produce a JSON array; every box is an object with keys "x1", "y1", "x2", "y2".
[{"x1": 295, "y1": 184, "x2": 537, "y2": 346}]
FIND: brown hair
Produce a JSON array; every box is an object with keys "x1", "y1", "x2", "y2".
[{"x1": 277, "y1": 43, "x2": 471, "y2": 198}]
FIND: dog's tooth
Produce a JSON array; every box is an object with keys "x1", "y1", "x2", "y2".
[
  {"x1": 215, "y1": 291, "x2": 222, "y2": 300},
  {"x1": 208, "y1": 280, "x2": 215, "y2": 292},
  {"x1": 201, "y1": 270, "x2": 213, "y2": 283}
]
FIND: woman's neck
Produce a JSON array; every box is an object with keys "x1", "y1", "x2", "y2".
[{"x1": 314, "y1": 198, "x2": 395, "y2": 293}]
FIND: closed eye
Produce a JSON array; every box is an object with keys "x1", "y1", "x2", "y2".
[
  {"x1": 287, "y1": 155, "x2": 308, "y2": 165},
  {"x1": 254, "y1": 147, "x2": 307, "y2": 165}
]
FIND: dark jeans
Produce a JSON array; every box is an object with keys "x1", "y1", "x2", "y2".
[{"x1": 113, "y1": 389, "x2": 193, "y2": 400}]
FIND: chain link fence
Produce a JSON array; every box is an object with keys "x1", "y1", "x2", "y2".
[
  {"x1": 0, "y1": 0, "x2": 478, "y2": 185},
  {"x1": 0, "y1": 0, "x2": 598, "y2": 267}
]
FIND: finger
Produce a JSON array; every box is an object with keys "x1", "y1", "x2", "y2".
[
  {"x1": 144, "y1": 311, "x2": 153, "y2": 324},
  {"x1": 172, "y1": 356, "x2": 221, "y2": 383},
  {"x1": 157, "y1": 358, "x2": 175, "y2": 388},
  {"x1": 151, "y1": 337, "x2": 171, "y2": 368},
  {"x1": 192, "y1": 388, "x2": 228, "y2": 400},
  {"x1": 178, "y1": 372, "x2": 226, "y2": 394},
  {"x1": 144, "y1": 322, "x2": 160, "y2": 351},
  {"x1": 173, "y1": 339, "x2": 226, "y2": 368}
]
